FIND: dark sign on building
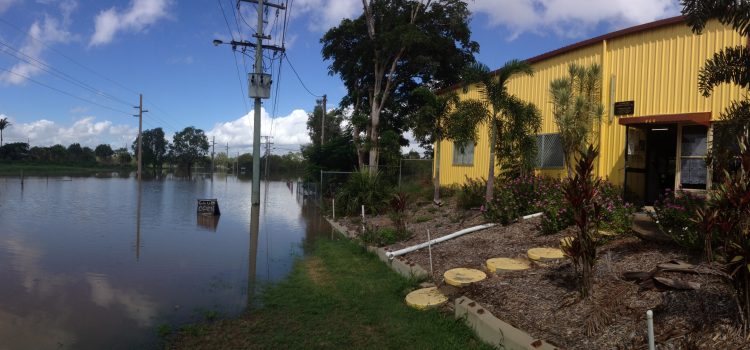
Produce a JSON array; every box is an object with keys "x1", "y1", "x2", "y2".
[
  {"x1": 197, "y1": 199, "x2": 221, "y2": 216},
  {"x1": 614, "y1": 101, "x2": 635, "y2": 116}
]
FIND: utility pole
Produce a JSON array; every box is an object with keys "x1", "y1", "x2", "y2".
[
  {"x1": 133, "y1": 94, "x2": 148, "y2": 182},
  {"x1": 320, "y1": 94, "x2": 327, "y2": 145},
  {"x1": 227, "y1": 0, "x2": 286, "y2": 205},
  {"x1": 210, "y1": 136, "x2": 216, "y2": 173},
  {"x1": 261, "y1": 135, "x2": 274, "y2": 179}
]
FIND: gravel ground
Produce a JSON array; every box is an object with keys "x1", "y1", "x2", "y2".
[{"x1": 336, "y1": 199, "x2": 748, "y2": 349}]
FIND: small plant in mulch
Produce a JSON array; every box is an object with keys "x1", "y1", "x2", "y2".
[
  {"x1": 360, "y1": 226, "x2": 410, "y2": 247},
  {"x1": 457, "y1": 176, "x2": 486, "y2": 210},
  {"x1": 697, "y1": 134, "x2": 750, "y2": 331},
  {"x1": 561, "y1": 145, "x2": 603, "y2": 299},
  {"x1": 598, "y1": 181, "x2": 636, "y2": 236},
  {"x1": 651, "y1": 188, "x2": 706, "y2": 251},
  {"x1": 387, "y1": 191, "x2": 410, "y2": 233}
]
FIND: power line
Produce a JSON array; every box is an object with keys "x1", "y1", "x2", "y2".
[
  {"x1": 0, "y1": 65, "x2": 131, "y2": 115},
  {"x1": 0, "y1": 18, "x2": 183, "y2": 133},
  {"x1": 283, "y1": 52, "x2": 322, "y2": 98},
  {"x1": 218, "y1": 0, "x2": 250, "y2": 113},
  {"x1": 0, "y1": 39, "x2": 134, "y2": 108}
]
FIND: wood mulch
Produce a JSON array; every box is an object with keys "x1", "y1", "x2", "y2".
[{"x1": 336, "y1": 199, "x2": 750, "y2": 349}]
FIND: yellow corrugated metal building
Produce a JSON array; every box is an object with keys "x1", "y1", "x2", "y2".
[{"x1": 436, "y1": 16, "x2": 747, "y2": 204}]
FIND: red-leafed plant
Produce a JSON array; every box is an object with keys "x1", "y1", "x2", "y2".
[
  {"x1": 561, "y1": 145, "x2": 602, "y2": 298},
  {"x1": 697, "y1": 134, "x2": 750, "y2": 330}
]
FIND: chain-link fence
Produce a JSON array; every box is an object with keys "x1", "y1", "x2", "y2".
[{"x1": 297, "y1": 160, "x2": 433, "y2": 205}]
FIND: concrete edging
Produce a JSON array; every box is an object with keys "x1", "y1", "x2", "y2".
[{"x1": 325, "y1": 217, "x2": 556, "y2": 350}]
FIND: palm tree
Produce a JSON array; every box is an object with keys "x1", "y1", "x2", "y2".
[
  {"x1": 682, "y1": 0, "x2": 750, "y2": 180},
  {"x1": 409, "y1": 87, "x2": 459, "y2": 204},
  {"x1": 448, "y1": 60, "x2": 541, "y2": 201},
  {"x1": 0, "y1": 117, "x2": 10, "y2": 147},
  {"x1": 550, "y1": 63, "x2": 604, "y2": 177}
]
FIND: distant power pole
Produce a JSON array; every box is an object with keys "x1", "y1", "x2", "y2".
[
  {"x1": 226, "y1": 142, "x2": 229, "y2": 171},
  {"x1": 320, "y1": 94, "x2": 327, "y2": 145},
  {"x1": 133, "y1": 94, "x2": 148, "y2": 182},
  {"x1": 261, "y1": 135, "x2": 274, "y2": 178},
  {"x1": 210, "y1": 136, "x2": 216, "y2": 173}
]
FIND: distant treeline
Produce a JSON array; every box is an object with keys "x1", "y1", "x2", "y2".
[
  {"x1": 0, "y1": 126, "x2": 307, "y2": 178},
  {"x1": 0, "y1": 142, "x2": 131, "y2": 166}
]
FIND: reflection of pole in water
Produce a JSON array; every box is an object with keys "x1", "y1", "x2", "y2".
[
  {"x1": 247, "y1": 205, "x2": 260, "y2": 308},
  {"x1": 135, "y1": 182, "x2": 142, "y2": 261}
]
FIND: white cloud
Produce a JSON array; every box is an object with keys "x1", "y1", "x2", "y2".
[
  {"x1": 292, "y1": 0, "x2": 361, "y2": 32},
  {"x1": 86, "y1": 273, "x2": 157, "y2": 327},
  {"x1": 89, "y1": 0, "x2": 172, "y2": 46},
  {"x1": 0, "y1": 1, "x2": 77, "y2": 85},
  {"x1": 1, "y1": 114, "x2": 137, "y2": 148},
  {"x1": 207, "y1": 108, "x2": 310, "y2": 154},
  {"x1": 469, "y1": 0, "x2": 681, "y2": 39}
]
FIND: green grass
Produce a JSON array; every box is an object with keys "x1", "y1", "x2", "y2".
[
  {"x1": 165, "y1": 239, "x2": 491, "y2": 350},
  {"x1": 0, "y1": 163, "x2": 130, "y2": 175}
]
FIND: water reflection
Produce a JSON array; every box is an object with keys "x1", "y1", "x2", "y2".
[{"x1": 0, "y1": 174, "x2": 331, "y2": 349}]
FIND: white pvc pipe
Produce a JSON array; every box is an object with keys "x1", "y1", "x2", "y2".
[
  {"x1": 386, "y1": 223, "x2": 497, "y2": 259},
  {"x1": 522, "y1": 212, "x2": 543, "y2": 220},
  {"x1": 647, "y1": 310, "x2": 655, "y2": 350},
  {"x1": 427, "y1": 229, "x2": 434, "y2": 276}
]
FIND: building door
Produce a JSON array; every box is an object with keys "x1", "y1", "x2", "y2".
[{"x1": 645, "y1": 125, "x2": 677, "y2": 204}]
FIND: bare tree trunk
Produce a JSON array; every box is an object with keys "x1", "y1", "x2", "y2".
[
  {"x1": 434, "y1": 139, "x2": 441, "y2": 203},
  {"x1": 368, "y1": 107, "x2": 380, "y2": 173},
  {"x1": 485, "y1": 120, "x2": 497, "y2": 202}
]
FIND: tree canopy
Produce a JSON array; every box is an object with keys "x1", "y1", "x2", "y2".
[
  {"x1": 171, "y1": 126, "x2": 209, "y2": 175},
  {"x1": 133, "y1": 127, "x2": 168, "y2": 175},
  {"x1": 321, "y1": 0, "x2": 478, "y2": 171}
]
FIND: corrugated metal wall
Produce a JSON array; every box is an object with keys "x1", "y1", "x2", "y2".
[{"x1": 437, "y1": 19, "x2": 746, "y2": 187}]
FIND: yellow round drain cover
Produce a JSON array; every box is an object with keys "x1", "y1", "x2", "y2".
[
  {"x1": 405, "y1": 287, "x2": 448, "y2": 310},
  {"x1": 443, "y1": 268, "x2": 487, "y2": 287},
  {"x1": 486, "y1": 258, "x2": 530, "y2": 273},
  {"x1": 527, "y1": 247, "x2": 565, "y2": 261},
  {"x1": 560, "y1": 236, "x2": 575, "y2": 249}
]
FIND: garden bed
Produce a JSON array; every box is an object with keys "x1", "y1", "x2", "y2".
[{"x1": 337, "y1": 206, "x2": 748, "y2": 349}]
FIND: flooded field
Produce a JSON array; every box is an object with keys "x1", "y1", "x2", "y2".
[{"x1": 0, "y1": 173, "x2": 328, "y2": 349}]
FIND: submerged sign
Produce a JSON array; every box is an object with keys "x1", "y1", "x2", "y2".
[{"x1": 197, "y1": 199, "x2": 221, "y2": 216}]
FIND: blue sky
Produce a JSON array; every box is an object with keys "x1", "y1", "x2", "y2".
[{"x1": 0, "y1": 0, "x2": 681, "y2": 154}]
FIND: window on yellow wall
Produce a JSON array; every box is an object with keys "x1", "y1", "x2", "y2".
[
  {"x1": 536, "y1": 133, "x2": 564, "y2": 168},
  {"x1": 452, "y1": 142, "x2": 474, "y2": 166},
  {"x1": 680, "y1": 125, "x2": 707, "y2": 189}
]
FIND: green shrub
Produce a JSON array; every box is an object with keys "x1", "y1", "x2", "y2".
[
  {"x1": 361, "y1": 226, "x2": 410, "y2": 246},
  {"x1": 651, "y1": 189, "x2": 705, "y2": 251},
  {"x1": 336, "y1": 169, "x2": 389, "y2": 216},
  {"x1": 457, "y1": 177, "x2": 486, "y2": 210},
  {"x1": 483, "y1": 187, "x2": 518, "y2": 224},
  {"x1": 415, "y1": 215, "x2": 431, "y2": 223},
  {"x1": 598, "y1": 182, "x2": 636, "y2": 235}
]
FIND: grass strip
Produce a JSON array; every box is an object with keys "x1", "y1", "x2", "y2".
[{"x1": 166, "y1": 239, "x2": 491, "y2": 350}]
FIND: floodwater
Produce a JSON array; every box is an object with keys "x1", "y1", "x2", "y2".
[{"x1": 0, "y1": 173, "x2": 329, "y2": 349}]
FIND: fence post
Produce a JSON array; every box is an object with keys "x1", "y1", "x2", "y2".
[
  {"x1": 332, "y1": 198, "x2": 335, "y2": 220},
  {"x1": 319, "y1": 169, "x2": 323, "y2": 201},
  {"x1": 398, "y1": 159, "x2": 402, "y2": 187}
]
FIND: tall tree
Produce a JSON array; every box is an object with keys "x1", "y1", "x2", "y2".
[
  {"x1": 409, "y1": 87, "x2": 458, "y2": 203},
  {"x1": 95, "y1": 144, "x2": 114, "y2": 163},
  {"x1": 449, "y1": 60, "x2": 542, "y2": 201},
  {"x1": 0, "y1": 117, "x2": 10, "y2": 147},
  {"x1": 322, "y1": 0, "x2": 478, "y2": 173},
  {"x1": 171, "y1": 126, "x2": 209, "y2": 176},
  {"x1": 133, "y1": 128, "x2": 169, "y2": 176},
  {"x1": 114, "y1": 147, "x2": 132, "y2": 166},
  {"x1": 682, "y1": 0, "x2": 750, "y2": 181},
  {"x1": 550, "y1": 64, "x2": 604, "y2": 177}
]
